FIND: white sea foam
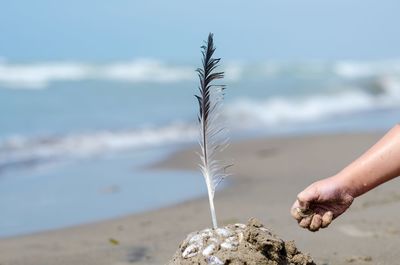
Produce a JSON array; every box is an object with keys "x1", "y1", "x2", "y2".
[
  {"x1": 102, "y1": 59, "x2": 194, "y2": 83},
  {"x1": 225, "y1": 91, "x2": 370, "y2": 127},
  {"x1": 333, "y1": 60, "x2": 400, "y2": 79},
  {"x1": 0, "y1": 59, "x2": 196, "y2": 89},
  {"x1": 250, "y1": 60, "x2": 400, "y2": 79},
  {"x1": 0, "y1": 62, "x2": 91, "y2": 89}
]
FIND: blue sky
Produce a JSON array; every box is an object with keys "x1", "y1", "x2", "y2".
[{"x1": 1, "y1": 0, "x2": 399, "y2": 62}]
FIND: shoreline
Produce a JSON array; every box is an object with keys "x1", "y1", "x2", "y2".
[{"x1": 1, "y1": 131, "x2": 400, "y2": 265}]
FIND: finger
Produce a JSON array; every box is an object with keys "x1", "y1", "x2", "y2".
[
  {"x1": 321, "y1": 211, "x2": 333, "y2": 228},
  {"x1": 298, "y1": 215, "x2": 313, "y2": 229},
  {"x1": 297, "y1": 207, "x2": 314, "y2": 218},
  {"x1": 291, "y1": 200, "x2": 303, "y2": 221},
  {"x1": 309, "y1": 214, "x2": 322, "y2": 232},
  {"x1": 297, "y1": 197, "x2": 310, "y2": 210},
  {"x1": 297, "y1": 185, "x2": 319, "y2": 209},
  {"x1": 291, "y1": 205, "x2": 303, "y2": 221}
]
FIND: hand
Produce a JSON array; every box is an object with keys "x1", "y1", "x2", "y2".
[{"x1": 291, "y1": 176, "x2": 354, "y2": 232}]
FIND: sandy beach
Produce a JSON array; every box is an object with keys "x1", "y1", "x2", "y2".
[{"x1": 1, "y1": 132, "x2": 400, "y2": 265}]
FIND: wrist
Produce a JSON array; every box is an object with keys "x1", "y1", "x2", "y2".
[{"x1": 330, "y1": 172, "x2": 360, "y2": 198}]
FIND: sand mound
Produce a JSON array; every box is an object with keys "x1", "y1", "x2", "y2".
[{"x1": 168, "y1": 218, "x2": 315, "y2": 265}]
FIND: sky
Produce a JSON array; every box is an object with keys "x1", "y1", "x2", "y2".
[{"x1": 0, "y1": 0, "x2": 400, "y2": 62}]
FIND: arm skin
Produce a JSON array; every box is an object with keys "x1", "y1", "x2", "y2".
[
  {"x1": 337, "y1": 124, "x2": 400, "y2": 197},
  {"x1": 291, "y1": 124, "x2": 400, "y2": 231}
]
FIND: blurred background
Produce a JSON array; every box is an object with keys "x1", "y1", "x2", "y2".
[{"x1": 1, "y1": 0, "x2": 400, "y2": 237}]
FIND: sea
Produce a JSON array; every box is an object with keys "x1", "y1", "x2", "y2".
[{"x1": 1, "y1": 58, "x2": 400, "y2": 237}]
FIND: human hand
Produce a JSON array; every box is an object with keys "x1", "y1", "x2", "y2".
[{"x1": 290, "y1": 176, "x2": 354, "y2": 232}]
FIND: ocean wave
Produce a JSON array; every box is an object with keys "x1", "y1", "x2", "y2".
[
  {"x1": 225, "y1": 78, "x2": 400, "y2": 128},
  {"x1": 0, "y1": 59, "x2": 245, "y2": 89},
  {"x1": 0, "y1": 59, "x2": 196, "y2": 89},
  {"x1": 0, "y1": 123, "x2": 197, "y2": 173},
  {"x1": 2, "y1": 59, "x2": 400, "y2": 89},
  {"x1": 225, "y1": 91, "x2": 371, "y2": 128},
  {"x1": 102, "y1": 60, "x2": 194, "y2": 83},
  {"x1": 231, "y1": 60, "x2": 400, "y2": 79},
  {"x1": 333, "y1": 61, "x2": 400, "y2": 79},
  {"x1": 0, "y1": 62, "x2": 90, "y2": 89}
]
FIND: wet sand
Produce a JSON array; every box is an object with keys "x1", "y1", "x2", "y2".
[{"x1": 1, "y1": 132, "x2": 400, "y2": 265}]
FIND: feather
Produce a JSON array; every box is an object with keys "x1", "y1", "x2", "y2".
[{"x1": 195, "y1": 33, "x2": 230, "y2": 229}]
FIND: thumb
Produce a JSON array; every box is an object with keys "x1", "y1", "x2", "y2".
[{"x1": 297, "y1": 184, "x2": 319, "y2": 209}]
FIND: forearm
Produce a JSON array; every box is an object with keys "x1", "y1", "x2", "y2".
[{"x1": 335, "y1": 125, "x2": 400, "y2": 197}]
